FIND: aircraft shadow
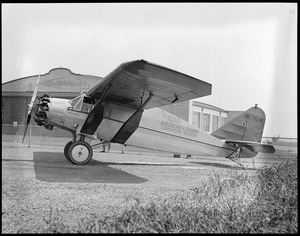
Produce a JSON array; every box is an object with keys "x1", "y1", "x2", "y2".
[
  {"x1": 189, "y1": 161, "x2": 257, "y2": 170},
  {"x1": 33, "y1": 152, "x2": 148, "y2": 184}
]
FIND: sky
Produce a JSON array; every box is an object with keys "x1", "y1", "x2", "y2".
[{"x1": 2, "y1": 3, "x2": 297, "y2": 138}]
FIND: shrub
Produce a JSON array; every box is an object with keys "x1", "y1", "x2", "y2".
[{"x1": 41, "y1": 160, "x2": 298, "y2": 233}]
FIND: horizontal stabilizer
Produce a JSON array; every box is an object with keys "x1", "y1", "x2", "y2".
[{"x1": 225, "y1": 140, "x2": 275, "y2": 154}]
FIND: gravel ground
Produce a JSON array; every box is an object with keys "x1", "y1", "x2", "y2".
[
  {"x1": 1, "y1": 144, "x2": 209, "y2": 233},
  {"x1": 2, "y1": 142, "x2": 296, "y2": 233},
  {"x1": 2, "y1": 176, "x2": 186, "y2": 233}
]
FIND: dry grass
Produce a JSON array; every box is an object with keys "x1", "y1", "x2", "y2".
[{"x1": 40, "y1": 159, "x2": 298, "y2": 233}]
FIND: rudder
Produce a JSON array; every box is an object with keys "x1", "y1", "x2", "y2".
[{"x1": 211, "y1": 105, "x2": 266, "y2": 143}]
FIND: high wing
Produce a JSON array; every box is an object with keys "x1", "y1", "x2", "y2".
[
  {"x1": 80, "y1": 60, "x2": 211, "y2": 136},
  {"x1": 85, "y1": 60, "x2": 212, "y2": 109},
  {"x1": 225, "y1": 140, "x2": 275, "y2": 154}
]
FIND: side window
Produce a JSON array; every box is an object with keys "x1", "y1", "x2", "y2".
[
  {"x1": 71, "y1": 95, "x2": 95, "y2": 113},
  {"x1": 82, "y1": 102, "x2": 92, "y2": 113},
  {"x1": 82, "y1": 96, "x2": 95, "y2": 113}
]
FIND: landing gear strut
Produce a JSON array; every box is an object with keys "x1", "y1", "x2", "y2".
[
  {"x1": 64, "y1": 141, "x2": 93, "y2": 165},
  {"x1": 226, "y1": 146, "x2": 247, "y2": 169}
]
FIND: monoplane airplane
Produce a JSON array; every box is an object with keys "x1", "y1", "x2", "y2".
[{"x1": 22, "y1": 60, "x2": 275, "y2": 167}]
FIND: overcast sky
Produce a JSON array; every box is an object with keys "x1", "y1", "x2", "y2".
[{"x1": 2, "y1": 3, "x2": 297, "y2": 138}]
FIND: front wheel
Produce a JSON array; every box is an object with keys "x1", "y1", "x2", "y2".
[
  {"x1": 64, "y1": 141, "x2": 73, "y2": 161},
  {"x1": 67, "y1": 141, "x2": 93, "y2": 165}
]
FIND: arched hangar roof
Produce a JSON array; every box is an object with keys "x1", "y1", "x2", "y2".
[{"x1": 2, "y1": 67, "x2": 102, "y2": 98}]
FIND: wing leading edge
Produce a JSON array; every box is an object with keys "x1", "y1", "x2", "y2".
[{"x1": 86, "y1": 60, "x2": 212, "y2": 109}]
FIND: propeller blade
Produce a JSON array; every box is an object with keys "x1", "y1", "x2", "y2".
[
  {"x1": 22, "y1": 74, "x2": 40, "y2": 144},
  {"x1": 28, "y1": 74, "x2": 40, "y2": 111},
  {"x1": 26, "y1": 112, "x2": 32, "y2": 124},
  {"x1": 22, "y1": 109, "x2": 33, "y2": 144},
  {"x1": 22, "y1": 121, "x2": 30, "y2": 143}
]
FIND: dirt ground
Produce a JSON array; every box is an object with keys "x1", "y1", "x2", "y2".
[{"x1": 1, "y1": 141, "x2": 297, "y2": 233}]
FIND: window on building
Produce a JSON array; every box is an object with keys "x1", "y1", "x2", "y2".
[
  {"x1": 212, "y1": 115, "x2": 219, "y2": 132},
  {"x1": 192, "y1": 111, "x2": 200, "y2": 128},
  {"x1": 203, "y1": 113, "x2": 210, "y2": 132}
]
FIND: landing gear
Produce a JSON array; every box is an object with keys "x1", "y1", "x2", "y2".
[
  {"x1": 226, "y1": 146, "x2": 247, "y2": 169},
  {"x1": 64, "y1": 141, "x2": 73, "y2": 161},
  {"x1": 64, "y1": 141, "x2": 93, "y2": 165}
]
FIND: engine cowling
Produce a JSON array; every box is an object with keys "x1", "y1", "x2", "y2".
[
  {"x1": 33, "y1": 94, "x2": 71, "y2": 130},
  {"x1": 33, "y1": 94, "x2": 53, "y2": 130}
]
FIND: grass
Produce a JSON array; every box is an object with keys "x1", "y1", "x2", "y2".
[{"x1": 40, "y1": 159, "x2": 298, "y2": 233}]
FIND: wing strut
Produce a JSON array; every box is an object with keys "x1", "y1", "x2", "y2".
[
  {"x1": 112, "y1": 93, "x2": 153, "y2": 144},
  {"x1": 80, "y1": 84, "x2": 111, "y2": 135}
]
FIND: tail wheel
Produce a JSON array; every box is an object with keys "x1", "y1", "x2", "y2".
[
  {"x1": 64, "y1": 141, "x2": 73, "y2": 161},
  {"x1": 67, "y1": 141, "x2": 93, "y2": 165}
]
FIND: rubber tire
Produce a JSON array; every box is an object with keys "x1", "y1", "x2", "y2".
[
  {"x1": 67, "y1": 141, "x2": 93, "y2": 165},
  {"x1": 64, "y1": 141, "x2": 73, "y2": 161}
]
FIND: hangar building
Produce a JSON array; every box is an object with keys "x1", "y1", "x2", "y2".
[
  {"x1": 2, "y1": 67, "x2": 231, "y2": 135},
  {"x1": 2, "y1": 67, "x2": 101, "y2": 126}
]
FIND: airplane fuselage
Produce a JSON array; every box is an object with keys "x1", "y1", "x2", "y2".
[
  {"x1": 24, "y1": 60, "x2": 272, "y2": 166},
  {"x1": 40, "y1": 97, "x2": 256, "y2": 158}
]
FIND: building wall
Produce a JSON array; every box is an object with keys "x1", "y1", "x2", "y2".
[
  {"x1": 191, "y1": 106, "x2": 227, "y2": 133},
  {"x1": 2, "y1": 68, "x2": 99, "y2": 94},
  {"x1": 161, "y1": 100, "x2": 228, "y2": 134},
  {"x1": 2, "y1": 97, "x2": 30, "y2": 125}
]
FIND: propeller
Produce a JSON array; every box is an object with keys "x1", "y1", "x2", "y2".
[{"x1": 22, "y1": 74, "x2": 41, "y2": 144}]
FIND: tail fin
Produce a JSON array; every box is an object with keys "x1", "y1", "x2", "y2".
[{"x1": 211, "y1": 105, "x2": 266, "y2": 143}]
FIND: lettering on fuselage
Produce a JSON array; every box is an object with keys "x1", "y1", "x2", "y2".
[
  {"x1": 243, "y1": 113, "x2": 264, "y2": 124},
  {"x1": 167, "y1": 115, "x2": 180, "y2": 124},
  {"x1": 160, "y1": 112, "x2": 199, "y2": 138}
]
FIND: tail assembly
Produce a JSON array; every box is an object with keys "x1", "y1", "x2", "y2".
[
  {"x1": 212, "y1": 105, "x2": 275, "y2": 166},
  {"x1": 211, "y1": 104, "x2": 265, "y2": 143}
]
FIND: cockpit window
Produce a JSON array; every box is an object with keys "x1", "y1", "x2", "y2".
[
  {"x1": 82, "y1": 96, "x2": 95, "y2": 112},
  {"x1": 74, "y1": 97, "x2": 83, "y2": 111},
  {"x1": 71, "y1": 95, "x2": 95, "y2": 113},
  {"x1": 71, "y1": 96, "x2": 81, "y2": 108}
]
